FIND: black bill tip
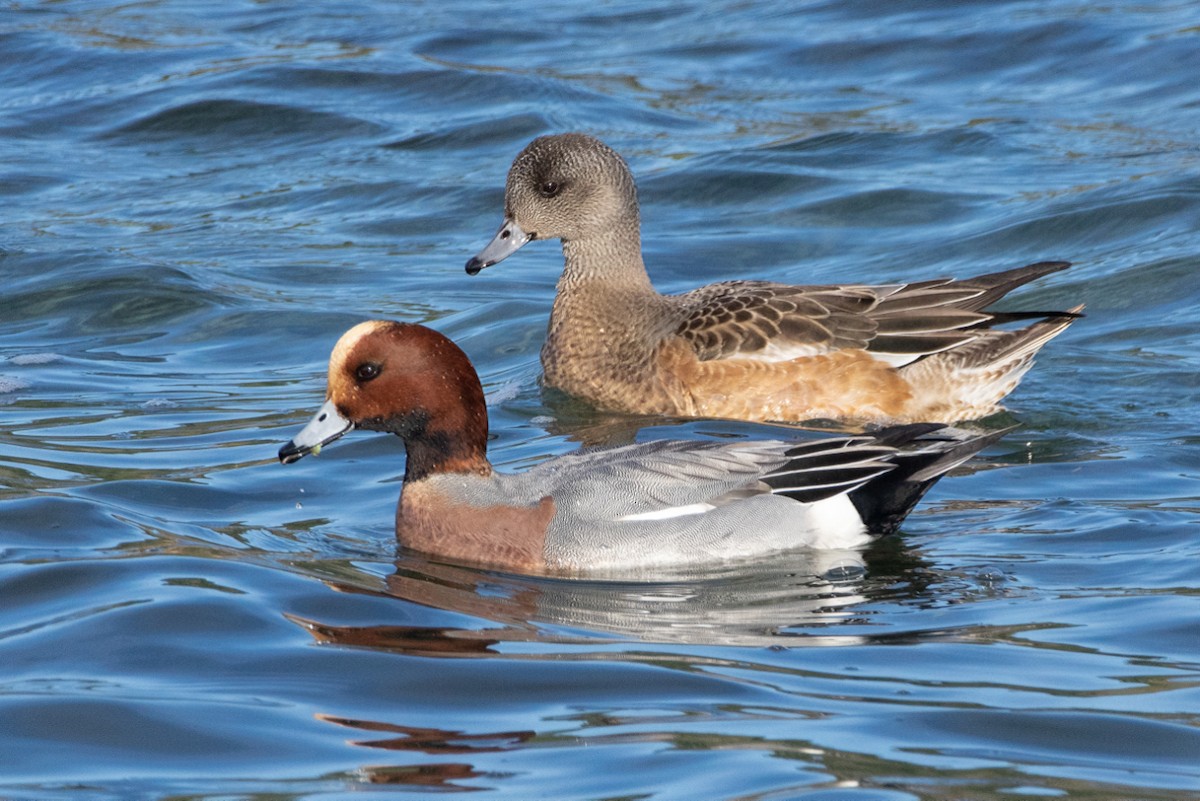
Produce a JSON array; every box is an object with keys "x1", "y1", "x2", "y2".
[{"x1": 278, "y1": 440, "x2": 308, "y2": 464}]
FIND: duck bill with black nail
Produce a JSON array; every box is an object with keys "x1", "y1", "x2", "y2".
[
  {"x1": 465, "y1": 217, "x2": 533, "y2": 274},
  {"x1": 279, "y1": 399, "x2": 354, "y2": 464}
]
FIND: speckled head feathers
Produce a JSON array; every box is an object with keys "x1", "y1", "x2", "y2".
[{"x1": 503, "y1": 133, "x2": 640, "y2": 242}]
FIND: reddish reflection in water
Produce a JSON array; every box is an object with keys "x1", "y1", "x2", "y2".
[{"x1": 315, "y1": 713, "x2": 535, "y2": 790}]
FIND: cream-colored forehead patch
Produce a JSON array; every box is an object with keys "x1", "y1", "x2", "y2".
[
  {"x1": 329, "y1": 320, "x2": 389, "y2": 370},
  {"x1": 326, "y1": 321, "x2": 394, "y2": 396}
]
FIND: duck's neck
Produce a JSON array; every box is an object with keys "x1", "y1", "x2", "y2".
[
  {"x1": 403, "y1": 427, "x2": 491, "y2": 484},
  {"x1": 550, "y1": 225, "x2": 661, "y2": 339},
  {"x1": 542, "y1": 225, "x2": 679, "y2": 406},
  {"x1": 559, "y1": 221, "x2": 655, "y2": 295},
  {"x1": 396, "y1": 386, "x2": 492, "y2": 485}
]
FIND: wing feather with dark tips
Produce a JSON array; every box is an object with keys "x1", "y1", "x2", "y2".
[
  {"x1": 671, "y1": 262, "x2": 1074, "y2": 367},
  {"x1": 674, "y1": 280, "x2": 885, "y2": 360},
  {"x1": 759, "y1": 440, "x2": 897, "y2": 504},
  {"x1": 757, "y1": 423, "x2": 954, "y2": 506}
]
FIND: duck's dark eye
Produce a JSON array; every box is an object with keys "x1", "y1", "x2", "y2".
[
  {"x1": 355, "y1": 362, "x2": 381, "y2": 382},
  {"x1": 538, "y1": 180, "x2": 561, "y2": 198}
]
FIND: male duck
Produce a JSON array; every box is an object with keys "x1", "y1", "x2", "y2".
[
  {"x1": 280, "y1": 321, "x2": 1006, "y2": 576},
  {"x1": 466, "y1": 133, "x2": 1082, "y2": 425}
]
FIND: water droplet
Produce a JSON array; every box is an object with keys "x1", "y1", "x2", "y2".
[{"x1": 976, "y1": 566, "x2": 1006, "y2": 585}]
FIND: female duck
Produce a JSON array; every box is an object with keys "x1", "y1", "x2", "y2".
[
  {"x1": 280, "y1": 321, "x2": 1004, "y2": 576},
  {"x1": 466, "y1": 133, "x2": 1081, "y2": 425}
]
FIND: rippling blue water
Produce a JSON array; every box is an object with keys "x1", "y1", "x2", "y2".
[{"x1": 3, "y1": 1, "x2": 1199, "y2": 798}]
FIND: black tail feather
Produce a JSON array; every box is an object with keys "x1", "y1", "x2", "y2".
[
  {"x1": 761, "y1": 425, "x2": 1014, "y2": 534},
  {"x1": 849, "y1": 425, "x2": 1015, "y2": 536}
]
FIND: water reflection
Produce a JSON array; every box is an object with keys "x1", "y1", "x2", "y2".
[
  {"x1": 289, "y1": 544, "x2": 1200, "y2": 798},
  {"x1": 288, "y1": 538, "x2": 942, "y2": 659},
  {"x1": 318, "y1": 715, "x2": 534, "y2": 789}
]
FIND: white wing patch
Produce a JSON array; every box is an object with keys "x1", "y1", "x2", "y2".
[
  {"x1": 863, "y1": 351, "x2": 922, "y2": 368},
  {"x1": 720, "y1": 342, "x2": 824, "y2": 362},
  {"x1": 717, "y1": 341, "x2": 921, "y2": 368},
  {"x1": 617, "y1": 502, "x2": 717, "y2": 522}
]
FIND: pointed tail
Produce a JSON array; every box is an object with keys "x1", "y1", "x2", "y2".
[{"x1": 848, "y1": 424, "x2": 1015, "y2": 535}]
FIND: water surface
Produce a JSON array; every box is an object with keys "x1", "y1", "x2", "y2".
[{"x1": 2, "y1": 1, "x2": 1199, "y2": 798}]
